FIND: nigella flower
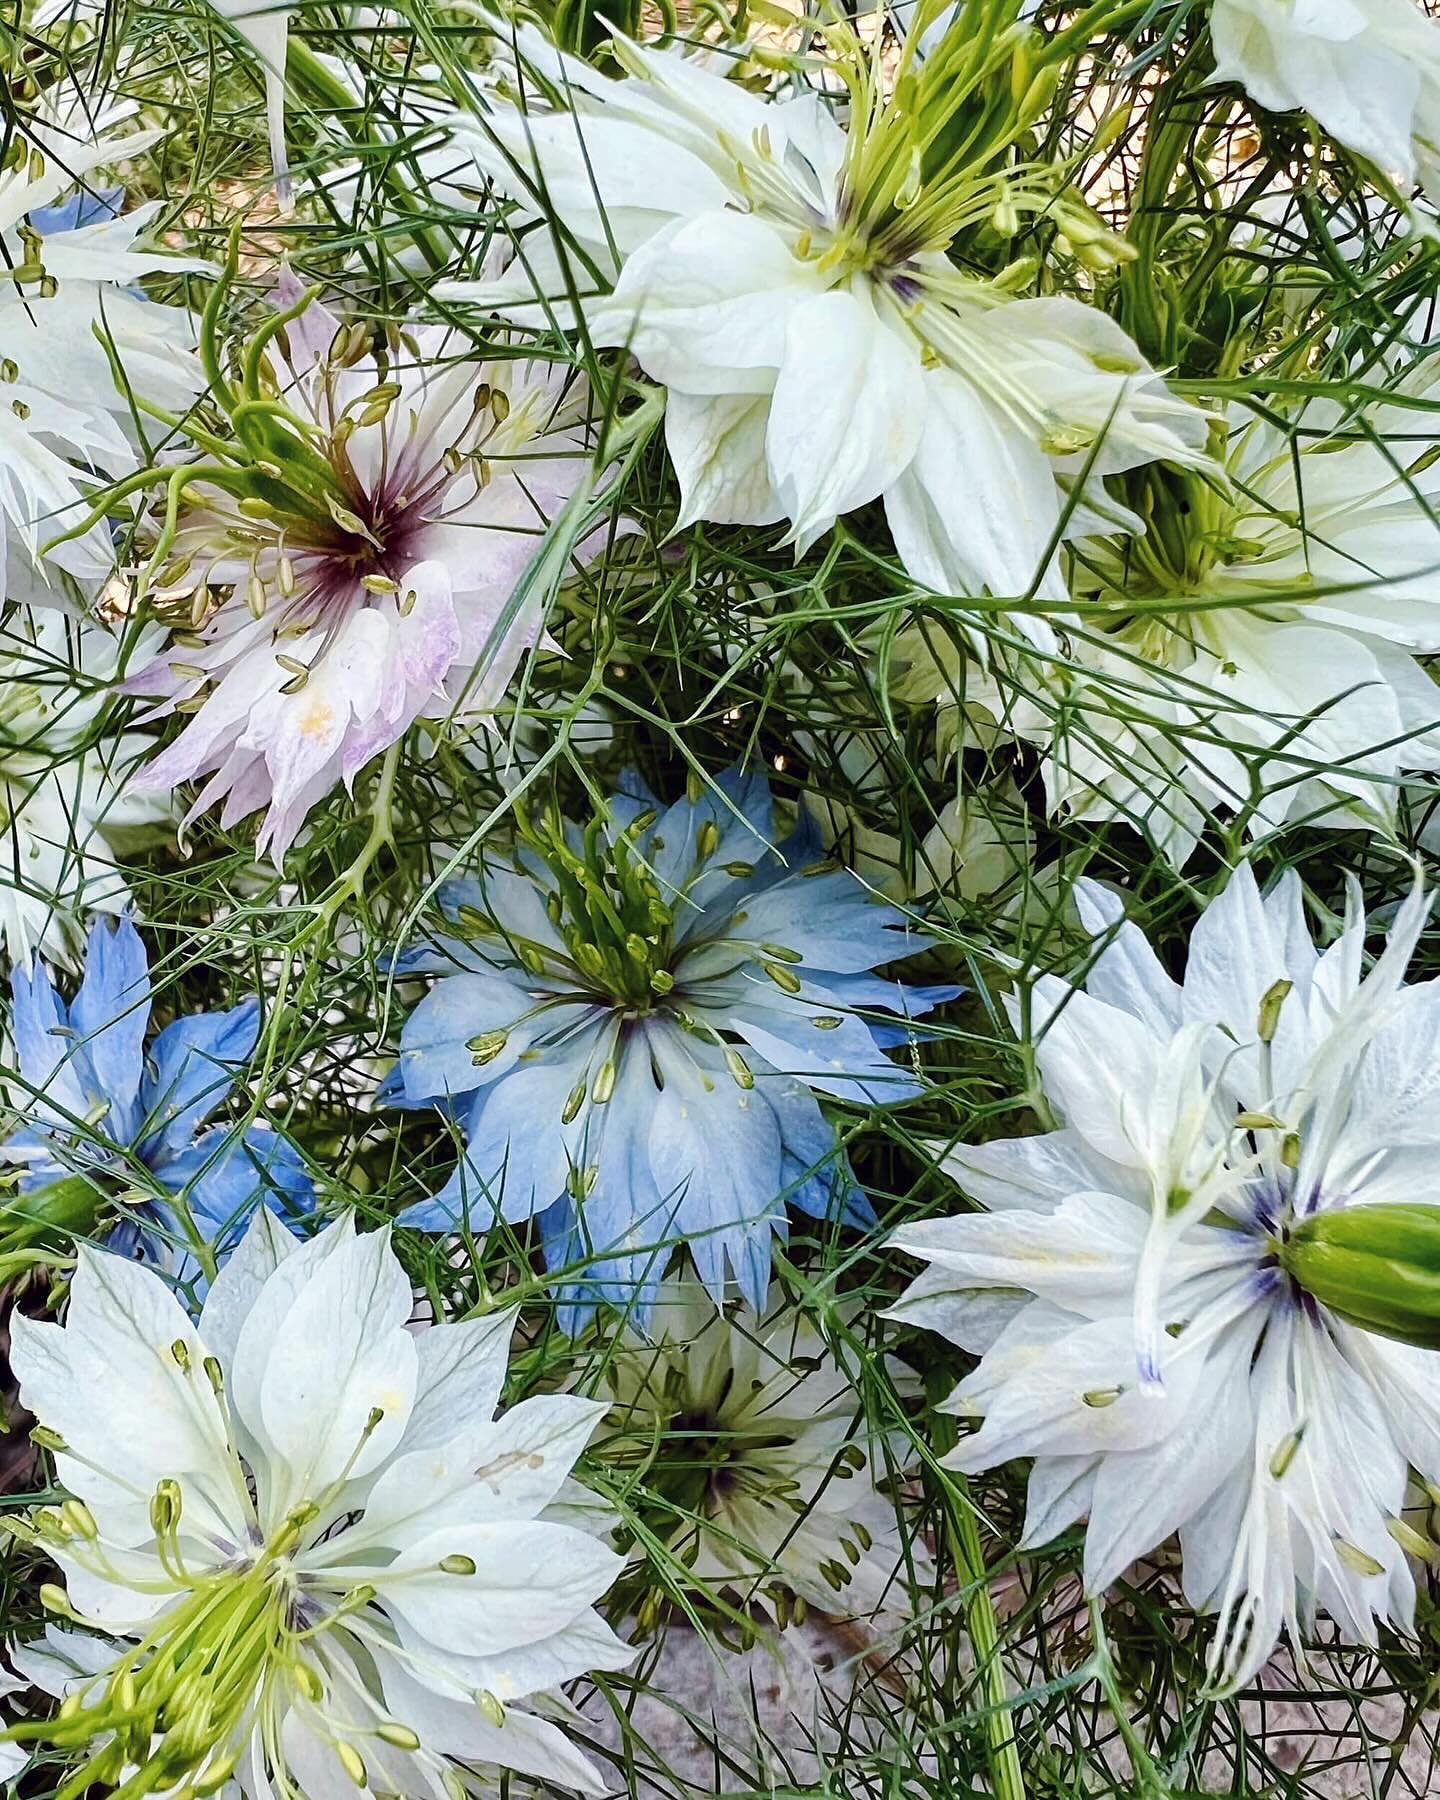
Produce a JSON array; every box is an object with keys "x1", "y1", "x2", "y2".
[
  {"x1": 889, "y1": 865, "x2": 1440, "y2": 1690},
  {"x1": 1210, "y1": 0, "x2": 1440, "y2": 199},
  {"x1": 893, "y1": 378, "x2": 1440, "y2": 863},
  {"x1": 388, "y1": 767, "x2": 955, "y2": 1330},
  {"x1": 593, "y1": 1277, "x2": 928, "y2": 1622},
  {"x1": 0, "y1": 90, "x2": 201, "y2": 596},
  {"x1": 0, "y1": 609, "x2": 171, "y2": 969},
  {"x1": 444, "y1": 4, "x2": 1207, "y2": 619},
  {"x1": 125, "y1": 278, "x2": 607, "y2": 860},
  {"x1": 1, "y1": 914, "x2": 312, "y2": 1286},
  {"x1": 0, "y1": 1211, "x2": 634, "y2": 1795}
]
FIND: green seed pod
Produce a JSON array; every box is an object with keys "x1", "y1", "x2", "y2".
[{"x1": 1283, "y1": 1204, "x2": 1440, "y2": 1349}]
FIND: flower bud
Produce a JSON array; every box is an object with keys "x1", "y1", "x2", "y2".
[{"x1": 1283, "y1": 1204, "x2": 1440, "y2": 1348}]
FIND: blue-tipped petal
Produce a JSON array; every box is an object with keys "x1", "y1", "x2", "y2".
[
  {"x1": 140, "y1": 1000, "x2": 260, "y2": 1164},
  {"x1": 69, "y1": 916, "x2": 152, "y2": 1143},
  {"x1": 9, "y1": 958, "x2": 88, "y2": 1127}
]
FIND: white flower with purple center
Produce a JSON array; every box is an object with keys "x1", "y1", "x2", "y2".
[
  {"x1": 387, "y1": 767, "x2": 956, "y2": 1330},
  {"x1": 889, "y1": 865, "x2": 1440, "y2": 1690},
  {"x1": 443, "y1": 8, "x2": 1209, "y2": 618},
  {"x1": 594, "y1": 1277, "x2": 928, "y2": 1622},
  {"x1": 125, "y1": 281, "x2": 605, "y2": 861},
  {"x1": 0, "y1": 1210, "x2": 633, "y2": 1796}
]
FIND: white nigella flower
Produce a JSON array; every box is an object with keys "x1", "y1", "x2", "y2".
[
  {"x1": 889, "y1": 865, "x2": 1440, "y2": 1691},
  {"x1": 444, "y1": 3, "x2": 1208, "y2": 618},
  {"x1": 0, "y1": 608, "x2": 170, "y2": 968},
  {"x1": 0, "y1": 91, "x2": 201, "y2": 596},
  {"x1": 900, "y1": 386, "x2": 1440, "y2": 864},
  {"x1": 0, "y1": 1210, "x2": 633, "y2": 1796},
  {"x1": 1210, "y1": 0, "x2": 1440, "y2": 199},
  {"x1": 125, "y1": 281, "x2": 605, "y2": 860},
  {"x1": 594, "y1": 1278, "x2": 925, "y2": 1622}
]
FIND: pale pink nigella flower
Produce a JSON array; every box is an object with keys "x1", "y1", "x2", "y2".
[{"x1": 127, "y1": 281, "x2": 607, "y2": 860}]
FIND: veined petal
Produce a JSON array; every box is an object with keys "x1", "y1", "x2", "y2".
[{"x1": 766, "y1": 282, "x2": 926, "y2": 553}]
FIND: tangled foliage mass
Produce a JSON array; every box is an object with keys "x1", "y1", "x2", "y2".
[{"x1": 7, "y1": 0, "x2": 1440, "y2": 1790}]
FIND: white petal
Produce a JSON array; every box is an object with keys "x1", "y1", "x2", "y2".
[
  {"x1": 198, "y1": 1206, "x2": 301, "y2": 1380},
  {"x1": 234, "y1": 1218, "x2": 418, "y2": 1511},
  {"x1": 766, "y1": 282, "x2": 925, "y2": 551},
  {"x1": 399, "y1": 1310, "x2": 517, "y2": 1454},
  {"x1": 666, "y1": 391, "x2": 786, "y2": 529},
  {"x1": 10, "y1": 1248, "x2": 228, "y2": 1500},
  {"x1": 338, "y1": 1394, "x2": 606, "y2": 1550},
  {"x1": 883, "y1": 367, "x2": 1065, "y2": 603},
  {"x1": 377, "y1": 1520, "x2": 622, "y2": 1655},
  {"x1": 593, "y1": 210, "x2": 823, "y2": 394}
]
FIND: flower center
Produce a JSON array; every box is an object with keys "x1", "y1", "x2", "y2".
[{"x1": 23, "y1": 1492, "x2": 312, "y2": 1797}]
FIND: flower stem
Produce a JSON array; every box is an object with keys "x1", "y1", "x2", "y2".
[{"x1": 939, "y1": 1478, "x2": 1026, "y2": 1800}]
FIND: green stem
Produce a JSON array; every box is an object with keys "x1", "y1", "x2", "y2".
[
  {"x1": 1085, "y1": 1598, "x2": 1167, "y2": 1797},
  {"x1": 942, "y1": 1479, "x2": 1026, "y2": 1800}
]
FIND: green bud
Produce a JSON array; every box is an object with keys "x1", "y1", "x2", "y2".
[
  {"x1": 377, "y1": 1723, "x2": 422, "y2": 1750},
  {"x1": 467, "y1": 1030, "x2": 509, "y2": 1067},
  {"x1": 1257, "y1": 978, "x2": 1292, "y2": 1045},
  {"x1": 6, "y1": 1173, "x2": 98, "y2": 1238},
  {"x1": 1283, "y1": 1203, "x2": 1440, "y2": 1349},
  {"x1": 762, "y1": 961, "x2": 802, "y2": 996},
  {"x1": 336, "y1": 1743, "x2": 367, "y2": 1787}
]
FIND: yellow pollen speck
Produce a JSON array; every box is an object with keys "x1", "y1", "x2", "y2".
[{"x1": 299, "y1": 700, "x2": 335, "y2": 738}]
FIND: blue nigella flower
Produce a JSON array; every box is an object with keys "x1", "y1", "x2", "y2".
[
  {"x1": 386, "y1": 767, "x2": 957, "y2": 1330},
  {"x1": 3, "y1": 914, "x2": 313, "y2": 1286}
]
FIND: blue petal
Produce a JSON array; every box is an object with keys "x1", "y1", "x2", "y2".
[
  {"x1": 726, "y1": 985, "x2": 927, "y2": 1104},
  {"x1": 734, "y1": 869, "x2": 927, "y2": 974},
  {"x1": 609, "y1": 766, "x2": 662, "y2": 828},
  {"x1": 112, "y1": 1128, "x2": 312, "y2": 1305},
  {"x1": 7, "y1": 1125, "x2": 68, "y2": 1188},
  {"x1": 650, "y1": 767, "x2": 777, "y2": 911},
  {"x1": 395, "y1": 973, "x2": 560, "y2": 1104},
  {"x1": 646, "y1": 1031, "x2": 786, "y2": 1307},
  {"x1": 139, "y1": 1001, "x2": 260, "y2": 1164},
  {"x1": 69, "y1": 916, "x2": 151, "y2": 1145},
  {"x1": 9, "y1": 956, "x2": 92, "y2": 1129},
  {"x1": 152, "y1": 1124, "x2": 315, "y2": 1241},
  {"x1": 545, "y1": 1203, "x2": 676, "y2": 1336},
  {"x1": 30, "y1": 186, "x2": 124, "y2": 235},
  {"x1": 436, "y1": 864, "x2": 566, "y2": 959},
  {"x1": 572, "y1": 1042, "x2": 682, "y2": 1274},
  {"x1": 753, "y1": 1071, "x2": 870, "y2": 1224},
  {"x1": 811, "y1": 973, "x2": 962, "y2": 1016},
  {"x1": 400, "y1": 1043, "x2": 591, "y2": 1233}
]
